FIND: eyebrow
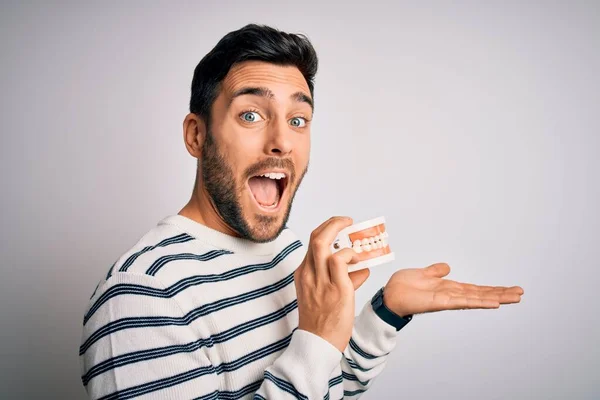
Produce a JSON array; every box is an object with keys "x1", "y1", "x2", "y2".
[{"x1": 229, "y1": 86, "x2": 314, "y2": 111}]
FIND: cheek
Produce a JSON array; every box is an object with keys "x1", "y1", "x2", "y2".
[
  {"x1": 219, "y1": 131, "x2": 258, "y2": 173},
  {"x1": 224, "y1": 126, "x2": 266, "y2": 156},
  {"x1": 295, "y1": 136, "x2": 310, "y2": 168}
]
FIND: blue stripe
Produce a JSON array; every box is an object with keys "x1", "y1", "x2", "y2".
[
  {"x1": 342, "y1": 371, "x2": 370, "y2": 386},
  {"x1": 194, "y1": 380, "x2": 262, "y2": 400},
  {"x1": 106, "y1": 261, "x2": 117, "y2": 280},
  {"x1": 253, "y1": 394, "x2": 266, "y2": 400},
  {"x1": 80, "y1": 270, "x2": 296, "y2": 355},
  {"x1": 193, "y1": 390, "x2": 219, "y2": 400},
  {"x1": 329, "y1": 375, "x2": 343, "y2": 387},
  {"x1": 147, "y1": 239, "x2": 299, "y2": 277},
  {"x1": 263, "y1": 371, "x2": 308, "y2": 400},
  {"x1": 89, "y1": 282, "x2": 101, "y2": 300},
  {"x1": 323, "y1": 374, "x2": 343, "y2": 400},
  {"x1": 83, "y1": 240, "x2": 301, "y2": 325},
  {"x1": 82, "y1": 300, "x2": 298, "y2": 385},
  {"x1": 260, "y1": 372, "x2": 341, "y2": 400},
  {"x1": 349, "y1": 338, "x2": 386, "y2": 360},
  {"x1": 216, "y1": 332, "x2": 293, "y2": 374},
  {"x1": 219, "y1": 380, "x2": 262, "y2": 399},
  {"x1": 119, "y1": 233, "x2": 196, "y2": 272},
  {"x1": 146, "y1": 249, "x2": 233, "y2": 276},
  {"x1": 344, "y1": 357, "x2": 374, "y2": 372},
  {"x1": 98, "y1": 333, "x2": 293, "y2": 400},
  {"x1": 344, "y1": 388, "x2": 367, "y2": 397}
]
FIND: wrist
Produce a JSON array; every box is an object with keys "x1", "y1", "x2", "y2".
[
  {"x1": 382, "y1": 285, "x2": 407, "y2": 317},
  {"x1": 297, "y1": 324, "x2": 347, "y2": 353},
  {"x1": 371, "y1": 287, "x2": 413, "y2": 331}
]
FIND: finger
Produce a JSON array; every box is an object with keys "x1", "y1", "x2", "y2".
[
  {"x1": 470, "y1": 293, "x2": 522, "y2": 305},
  {"x1": 311, "y1": 216, "x2": 354, "y2": 251},
  {"x1": 446, "y1": 296, "x2": 500, "y2": 310},
  {"x1": 310, "y1": 217, "x2": 354, "y2": 279},
  {"x1": 494, "y1": 291, "x2": 523, "y2": 304},
  {"x1": 328, "y1": 248, "x2": 359, "y2": 285},
  {"x1": 332, "y1": 247, "x2": 361, "y2": 264},
  {"x1": 454, "y1": 286, "x2": 523, "y2": 305},
  {"x1": 423, "y1": 263, "x2": 451, "y2": 278},
  {"x1": 448, "y1": 281, "x2": 525, "y2": 296},
  {"x1": 348, "y1": 268, "x2": 370, "y2": 290}
]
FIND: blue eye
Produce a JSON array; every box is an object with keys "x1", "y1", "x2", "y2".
[
  {"x1": 240, "y1": 111, "x2": 263, "y2": 123},
  {"x1": 289, "y1": 117, "x2": 306, "y2": 127}
]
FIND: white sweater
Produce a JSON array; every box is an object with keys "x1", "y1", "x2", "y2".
[{"x1": 80, "y1": 215, "x2": 401, "y2": 399}]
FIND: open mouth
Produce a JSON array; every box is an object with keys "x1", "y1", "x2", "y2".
[{"x1": 247, "y1": 171, "x2": 289, "y2": 212}]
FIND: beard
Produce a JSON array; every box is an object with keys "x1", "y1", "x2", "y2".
[{"x1": 201, "y1": 129, "x2": 308, "y2": 242}]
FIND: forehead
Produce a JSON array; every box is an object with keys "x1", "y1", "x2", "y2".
[{"x1": 221, "y1": 61, "x2": 311, "y2": 99}]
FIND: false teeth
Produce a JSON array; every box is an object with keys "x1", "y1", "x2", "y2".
[{"x1": 349, "y1": 234, "x2": 389, "y2": 252}]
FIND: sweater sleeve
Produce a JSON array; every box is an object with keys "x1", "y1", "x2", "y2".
[
  {"x1": 253, "y1": 329, "x2": 343, "y2": 399},
  {"x1": 338, "y1": 300, "x2": 403, "y2": 398},
  {"x1": 255, "y1": 300, "x2": 406, "y2": 400},
  {"x1": 81, "y1": 273, "x2": 342, "y2": 400}
]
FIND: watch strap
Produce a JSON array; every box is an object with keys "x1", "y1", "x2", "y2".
[{"x1": 371, "y1": 287, "x2": 413, "y2": 331}]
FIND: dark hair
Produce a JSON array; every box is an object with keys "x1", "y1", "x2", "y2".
[{"x1": 189, "y1": 24, "x2": 318, "y2": 124}]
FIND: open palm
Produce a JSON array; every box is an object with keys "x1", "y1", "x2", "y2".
[{"x1": 383, "y1": 263, "x2": 524, "y2": 317}]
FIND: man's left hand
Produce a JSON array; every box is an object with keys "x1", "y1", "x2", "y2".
[{"x1": 382, "y1": 263, "x2": 524, "y2": 317}]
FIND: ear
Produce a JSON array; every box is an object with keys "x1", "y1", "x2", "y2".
[{"x1": 183, "y1": 113, "x2": 207, "y2": 158}]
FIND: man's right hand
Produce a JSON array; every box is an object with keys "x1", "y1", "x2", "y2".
[{"x1": 294, "y1": 216, "x2": 371, "y2": 352}]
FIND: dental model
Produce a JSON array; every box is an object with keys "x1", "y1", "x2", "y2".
[{"x1": 331, "y1": 217, "x2": 395, "y2": 273}]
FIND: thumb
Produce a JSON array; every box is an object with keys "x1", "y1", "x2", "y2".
[
  {"x1": 424, "y1": 263, "x2": 451, "y2": 278},
  {"x1": 349, "y1": 268, "x2": 370, "y2": 290}
]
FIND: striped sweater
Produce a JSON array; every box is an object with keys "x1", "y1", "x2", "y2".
[{"x1": 80, "y1": 214, "x2": 402, "y2": 399}]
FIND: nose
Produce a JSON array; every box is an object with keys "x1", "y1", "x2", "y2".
[{"x1": 264, "y1": 118, "x2": 293, "y2": 157}]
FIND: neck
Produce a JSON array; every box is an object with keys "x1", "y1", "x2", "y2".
[{"x1": 179, "y1": 179, "x2": 241, "y2": 238}]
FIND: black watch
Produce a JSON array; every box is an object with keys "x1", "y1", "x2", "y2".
[{"x1": 371, "y1": 287, "x2": 413, "y2": 331}]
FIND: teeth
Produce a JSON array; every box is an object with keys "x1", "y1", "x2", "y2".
[
  {"x1": 260, "y1": 172, "x2": 286, "y2": 180},
  {"x1": 352, "y1": 232, "x2": 388, "y2": 252},
  {"x1": 376, "y1": 233, "x2": 382, "y2": 248}
]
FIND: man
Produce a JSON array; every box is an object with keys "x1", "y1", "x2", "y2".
[{"x1": 80, "y1": 24, "x2": 524, "y2": 399}]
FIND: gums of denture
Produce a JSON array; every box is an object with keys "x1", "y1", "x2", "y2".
[{"x1": 351, "y1": 231, "x2": 389, "y2": 253}]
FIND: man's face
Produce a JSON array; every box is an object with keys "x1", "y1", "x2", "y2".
[{"x1": 201, "y1": 61, "x2": 312, "y2": 242}]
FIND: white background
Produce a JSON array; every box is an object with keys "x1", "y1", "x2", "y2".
[{"x1": 1, "y1": 1, "x2": 598, "y2": 398}]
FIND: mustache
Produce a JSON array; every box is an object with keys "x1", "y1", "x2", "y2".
[{"x1": 245, "y1": 158, "x2": 296, "y2": 183}]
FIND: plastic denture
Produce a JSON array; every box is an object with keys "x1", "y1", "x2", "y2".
[{"x1": 331, "y1": 217, "x2": 395, "y2": 273}]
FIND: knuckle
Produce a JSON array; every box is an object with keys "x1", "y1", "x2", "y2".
[
  {"x1": 311, "y1": 237, "x2": 326, "y2": 248},
  {"x1": 309, "y1": 231, "x2": 319, "y2": 242},
  {"x1": 328, "y1": 254, "x2": 340, "y2": 267},
  {"x1": 312, "y1": 244, "x2": 328, "y2": 260},
  {"x1": 294, "y1": 266, "x2": 310, "y2": 281},
  {"x1": 329, "y1": 253, "x2": 345, "y2": 267}
]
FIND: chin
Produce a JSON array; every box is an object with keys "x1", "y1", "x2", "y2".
[{"x1": 245, "y1": 212, "x2": 286, "y2": 243}]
